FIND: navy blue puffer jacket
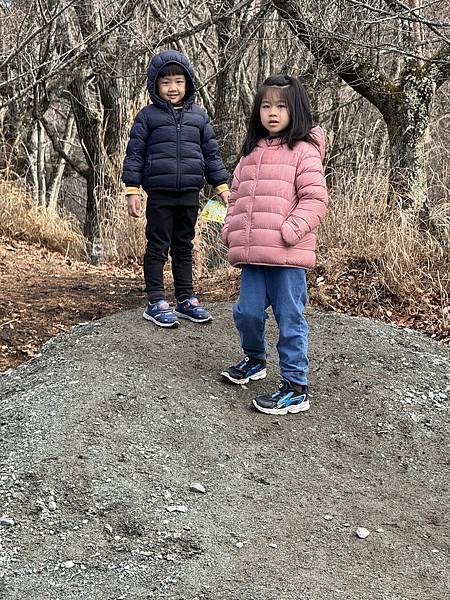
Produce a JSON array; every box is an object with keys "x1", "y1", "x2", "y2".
[{"x1": 122, "y1": 50, "x2": 229, "y2": 192}]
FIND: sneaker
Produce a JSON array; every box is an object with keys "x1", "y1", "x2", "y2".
[
  {"x1": 175, "y1": 297, "x2": 212, "y2": 323},
  {"x1": 253, "y1": 380, "x2": 309, "y2": 415},
  {"x1": 143, "y1": 300, "x2": 179, "y2": 328},
  {"x1": 221, "y1": 356, "x2": 267, "y2": 385}
]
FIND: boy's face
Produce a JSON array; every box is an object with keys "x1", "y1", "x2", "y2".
[{"x1": 157, "y1": 73, "x2": 186, "y2": 105}]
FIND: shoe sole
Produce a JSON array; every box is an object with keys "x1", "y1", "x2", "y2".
[
  {"x1": 252, "y1": 399, "x2": 310, "y2": 415},
  {"x1": 175, "y1": 311, "x2": 213, "y2": 323},
  {"x1": 143, "y1": 312, "x2": 179, "y2": 328},
  {"x1": 221, "y1": 369, "x2": 267, "y2": 385}
]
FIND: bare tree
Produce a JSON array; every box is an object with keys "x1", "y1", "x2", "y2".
[{"x1": 271, "y1": 0, "x2": 450, "y2": 217}]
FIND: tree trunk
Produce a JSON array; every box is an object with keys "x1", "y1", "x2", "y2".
[
  {"x1": 26, "y1": 123, "x2": 39, "y2": 203},
  {"x1": 69, "y1": 74, "x2": 118, "y2": 247},
  {"x1": 386, "y1": 119, "x2": 428, "y2": 213},
  {"x1": 47, "y1": 114, "x2": 76, "y2": 211},
  {"x1": 384, "y1": 72, "x2": 434, "y2": 213},
  {"x1": 36, "y1": 120, "x2": 47, "y2": 205},
  {"x1": 214, "y1": 1, "x2": 239, "y2": 169}
]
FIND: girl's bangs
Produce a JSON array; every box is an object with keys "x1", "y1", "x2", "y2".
[{"x1": 261, "y1": 85, "x2": 291, "y2": 104}]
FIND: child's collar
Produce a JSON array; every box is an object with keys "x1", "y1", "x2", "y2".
[{"x1": 257, "y1": 137, "x2": 283, "y2": 148}]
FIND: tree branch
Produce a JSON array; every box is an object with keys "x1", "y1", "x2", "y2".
[
  {"x1": 40, "y1": 114, "x2": 88, "y2": 178},
  {"x1": 427, "y1": 45, "x2": 450, "y2": 89},
  {"x1": 271, "y1": 0, "x2": 397, "y2": 113}
]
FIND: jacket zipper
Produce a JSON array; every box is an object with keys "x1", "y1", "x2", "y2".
[
  {"x1": 246, "y1": 147, "x2": 265, "y2": 262},
  {"x1": 173, "y1": 107, "x2": 184, "y2": 189}
]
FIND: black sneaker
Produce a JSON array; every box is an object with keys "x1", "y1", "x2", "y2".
[
  {"x1": 221, "y1": 356, "x2": 267, "y2": 385},
  {"x1": 253, "y1": 380, "x2": 309, "y2": 415}
]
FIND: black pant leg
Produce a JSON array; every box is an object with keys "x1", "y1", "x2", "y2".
[
  {"x1": 144, "y1": 203, "x2": 174, "y2": 303},
  {"x1": 170, "y1": 204, "x2": 199, "y2": 302}
]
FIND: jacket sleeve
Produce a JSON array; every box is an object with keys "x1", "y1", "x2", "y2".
[
  {"x1": 121, "y1": 109, "x2": 150, "y2": 187},
  {"x1": 201, "y1": 113, "x2": 230, "y2": 187},
  {"x1": 280, "y1": 145, "x2": 328, "y2": 246},
  {"x1": 221, "y1": 159, "x2": 242, "y2": 246}
]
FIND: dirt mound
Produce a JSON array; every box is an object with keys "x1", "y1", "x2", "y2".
[{"x1": 0, "y1": 305, "x2": 449, "y2": 599}]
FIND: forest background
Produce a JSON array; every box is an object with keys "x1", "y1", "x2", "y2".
[{"x1": 1, "y1": 0, "x2": 449, "y2": 370}]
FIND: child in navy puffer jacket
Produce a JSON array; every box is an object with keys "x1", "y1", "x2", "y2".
[{"x1": 122, "y1": 50, "x2": 229, "y2": 328}]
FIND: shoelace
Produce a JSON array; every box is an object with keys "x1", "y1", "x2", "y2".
[
  {"x1": 236, "y1": 356, "x2": 251, "y2": 371},
  {"x1": 272, "y1": 381, "x2": 291, "y2": 399}
]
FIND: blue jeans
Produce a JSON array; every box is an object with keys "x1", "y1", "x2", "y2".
[{"x1": 233, "y1": 265, "x2": 309, "y2": 386}]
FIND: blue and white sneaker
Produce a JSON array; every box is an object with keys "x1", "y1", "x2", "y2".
[
  {"x1": 175, "y1": 297, "x2": 212, "y2": 323},
  {"x1": 143, "y1": 300, "x2": 179, "y2": 328},
  {"x1": 253, "y1": 380, "x2": 309, "y2": 415},
  {"x1": 221, "y1": 356, "x2": 267, "y2": 385}
]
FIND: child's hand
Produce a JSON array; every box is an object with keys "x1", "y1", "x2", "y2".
[
  {"x1": 219, "y1": 190, "x2": 230, "y2": 206},
  {"x1": 127, "y1": 194, "x2": 142, "y2": 218}
]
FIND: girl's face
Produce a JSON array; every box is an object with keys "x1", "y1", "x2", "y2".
[{"x1": 260, "y1": 88, "x2": 290, "y2": 135}]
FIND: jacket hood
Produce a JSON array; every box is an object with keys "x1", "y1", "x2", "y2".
[
  {"x1": 309, "y1": 126, "x2": 326, "y2": 161},
  {"x1": 147, "y1": 50, "x2": 196, "y2": 108}
]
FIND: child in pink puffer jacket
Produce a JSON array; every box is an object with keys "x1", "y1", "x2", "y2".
[{"x1": 221, "y1": 74, "x2": 328, "y2": 415}]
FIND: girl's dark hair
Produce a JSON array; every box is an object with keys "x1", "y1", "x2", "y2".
[
  {"x1": 157, "y1": 63, "x2": 186, "y2": 78},
  {"x1": 241, "y1": 74, "x2": 316, "y2": 156}
]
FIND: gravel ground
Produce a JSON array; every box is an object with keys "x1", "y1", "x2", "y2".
[{"x1": 0, "y1": 303, "x2": 449, "y2": 600}]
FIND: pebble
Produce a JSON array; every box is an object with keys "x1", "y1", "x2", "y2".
[
  {"x1": 48, "y1": 501, "x2": 57, "y2": 512},
  {"x1": 165, "y1": 505, "x2": 187, "y2": 513},
  {"x1": 0, "y1": 515, "x2": 15, "y2": 527},
  {"x1": 376, "y1": 528, "x2": 385, "y2": 533},
  {"x1": 235, "y1": 542, "x2": 244, "y2": 548},
  {"x1": 63, "y1": 560, "x2": 75, "y2": 569},
  {"x1": 355, "y1": 527, "x2": 370, "y2": 539},
  {"x1": 190, "y1": 482, "x2": 206, "y2": 494},
  {"x1": 324, "y1": 515, "x2": 333, "y2": 521},
  {"x1": 269, "y1": 543, "x2": 278, "y2": 549}
]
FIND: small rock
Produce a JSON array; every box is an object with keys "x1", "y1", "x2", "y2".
[
  {"x1": 323, "y1": 515, "x2": 333, "y2": 521},
  {"x1": 0, "y1": 516, "x2": 15, "y2": 527},
  {"x1": 63, "y1": 561, "x2": 75, "y2": 569},
  {"x1": 235, "y1": 542, "x2": 244, "y2": 548},
  {"x1": 355, "y1": 527, "x2": 370, "y2": 539},
  {"x1": 376, "y1": 528, "x2": 385, "y2": 533},
  {"x1": 190, "y1": 482, "x2": 206, "y2": 494},
  {"x1": 269, "y1": 543, "x2": 278, "y2": 549},
  {"x1": 432, "y1": 548, "x2": 439, "y2": 554},
  {"x1": 165, "y1": 505, "x2": 187, "y2": 513},
  {"x1": 48, "y1": 501, "x2": 57, "y2": 512}
]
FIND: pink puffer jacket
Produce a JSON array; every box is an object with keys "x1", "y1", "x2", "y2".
[{"x1": 222, "y1": 126, "x2": 328, "y2": 269}]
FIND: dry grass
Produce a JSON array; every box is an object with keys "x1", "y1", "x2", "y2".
[
  {"x1": 315, "y1": 166, "x2": 450, "y2": 338},
  {"x1": 0, "y1": 180, "x2": 86, "y2": 258},
  {"x1": 97, "y1": 191, "x2": 146, "y2": 263},
  {"x1": 2, "y1": 173, "x2": 448, "y2": 339},
  {"x1": 97, "y1": 190, "x2": 229, "y2": 277}
]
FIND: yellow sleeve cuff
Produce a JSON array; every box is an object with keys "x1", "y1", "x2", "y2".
[
  {"x1": 125, "y1": 186, "x2": 141, "y2": 196},
  {"x1": 216, "y1": 183, "x2": 229, "y2": 194}
]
